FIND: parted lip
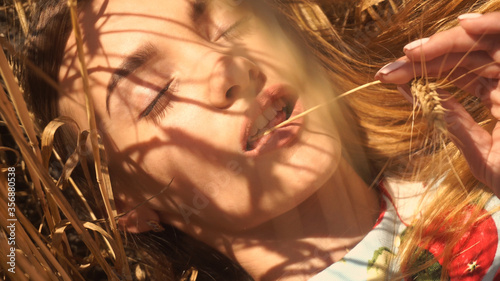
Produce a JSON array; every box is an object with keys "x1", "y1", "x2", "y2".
[{"x1": 241, "y1": 83, "x2": 302, "y2": 156}]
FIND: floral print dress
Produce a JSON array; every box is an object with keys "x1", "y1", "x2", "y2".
[{"x1": 309, "y1": 181, "x2": 500, "y2": 281}]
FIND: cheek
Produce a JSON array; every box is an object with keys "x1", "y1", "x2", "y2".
[
  {"x1": 249, "y1": 17, "x2": 307, "y2": 80},
  {"x1": 103, "y1": 114, "x2": 244, "y2": 196},
  {"x1": 279, "y1": 126, "x2": 341, "y2": 191}
]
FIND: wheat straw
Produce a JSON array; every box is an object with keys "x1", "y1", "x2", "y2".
[
  {"x1": 0, "y1": 49, "x2": 40, "y2": 159},
  {"x1": 0, "y1": 46, "x2": 58, "y2": 233},
  {"x1": 0, "y1": 180, "x2": 73, "y2": 280},
  {"x1": 67, "y1": 0, "x2": 132, "y2": 278},
  {"x1": 0, "y1": 84, "x2": 119, "y2": 279},
  {"x1": 252, "y1": 80, "x2": 382, "y2": 141},
  {"x1": 0, "y1": 71, "x2": 56, "y2": 232},
  {"x1": 13, "y1": 0, "x2": 29, "y2": 35},
  {"x1": 53, "y1": 148, "x2": 98, "y2": 220},
  {"x1": 0, "y1": 43, "x2": 61, "y2": 235}
]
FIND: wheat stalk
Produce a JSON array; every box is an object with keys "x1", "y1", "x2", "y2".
[
  {"x1": 67, "y1": 0, "x2": 132, "y2": 279},
  {"x1": 251, "y1": 80, "x2": 382, "y2": 141},
  {"x1": 0, "y1": 1, "x2": 134, "y2": 279},
  {"x1": 13, "y1": 0, "x2": 29, "y2": 36}
]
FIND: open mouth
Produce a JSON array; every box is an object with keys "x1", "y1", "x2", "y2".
[{"x1": 245, "y1": 97, "x2": 297, "y2": 151}]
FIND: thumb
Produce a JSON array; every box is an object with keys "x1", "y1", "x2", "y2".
[{"x1": 438, "y1": 89, "x2": 497, "y2": 189}]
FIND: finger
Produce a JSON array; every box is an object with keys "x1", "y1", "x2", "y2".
[
  {"x1": 447, "y1": 74, "x2": 500, "y2": 120},
  {"x1": 488, "y1": 87, "x2": 500, "y2": 119},
  {"x1": 447, "y1": 72, "x2": 500, "y2": 120},
  {"x1": 443, "y1": 67, "x2": 488, "y2": 95},
  {"x1": 422, "y1": 51, "x2": 500, "y2": 79},
  {"x1": 412, "y1": 68, "x2": 500, "y2": 119},
  {"x1": 488, "y1": 123, "x2": 500, "y2": 189},
  {"x1": 376, "y1": 53, "x2": 499, "y2": 86},
  {"x1": 403, "y1": 28, "x2": 499, "y2": 62},
  {"x1": 438, "y1": 90, "x2": 495, "y2": 188},
  {"x1": 375, "y1": 59, "x2": 415, "y2": 84},
  {"x1": 459, "y1": 12, "x2": 500, "y2": 35},
  {"x1": 447, "y1": 69, "x2": 487, "y2": 97}
]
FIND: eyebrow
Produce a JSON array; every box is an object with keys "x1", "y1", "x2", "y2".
[
  {"x1": 190, "y1": 0, "x2": 212, "y2": 23},
  {"x1": 106, "y1": 42, "x2": 158, "y2": 114}
]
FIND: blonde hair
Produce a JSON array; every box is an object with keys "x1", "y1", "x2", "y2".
[{"x1": 281, "y1": 0, "x2": 499, "y2": 278}]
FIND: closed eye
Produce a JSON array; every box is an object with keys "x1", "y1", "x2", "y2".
[
  {"x1": 139, "y1": 81, "x2": 174, "y2": 123},
  {"x1": 215, "y1": 16, "x2": 251, "y2": 41}
]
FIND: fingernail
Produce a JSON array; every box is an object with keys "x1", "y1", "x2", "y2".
[
  {"x1": 376, "y1": 60, "x2": 406, "y2": 76},
  {"x1": 397, "y1": 85, "x2": 413, "y2": 103},
  {"x1": 404, "y1": 38, "x2": 430, "y2": 51},
  {"x1": 458, "y1": 13, "x2": 483, "y2": 21}
]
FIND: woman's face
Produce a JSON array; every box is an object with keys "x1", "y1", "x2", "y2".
[{"x1": 59, "y1": 0, "x2": 342, "y2": 231}]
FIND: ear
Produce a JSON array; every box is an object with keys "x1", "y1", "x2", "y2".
[{"x1": 116, "y1": 196, "x2": 164, "y2": 233}]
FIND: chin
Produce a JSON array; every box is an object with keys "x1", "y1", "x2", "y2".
[{"x1": 245, "y1": 133, "x2": 341, "y2": 225}]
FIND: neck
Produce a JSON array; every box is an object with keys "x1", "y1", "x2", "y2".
[{"x1": 212, "y1": 159, "x2": 381, "y2": 280}]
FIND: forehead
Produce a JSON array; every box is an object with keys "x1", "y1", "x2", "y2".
[
  {"x1": 81, "y1": 0, "x2": 194, "y2": 46},
  {"x1": 61, "y1": 0, "x2": 208, "y2": 85},
  {"x1": 75, "y1": 0, "x2": 250, "y2": 63},
  {"x1": 87, "y1": 0, "x2": 194, "y2": 19},
  {"x1": 81, "y1": 0, "x2": 238, "y2": 34}
]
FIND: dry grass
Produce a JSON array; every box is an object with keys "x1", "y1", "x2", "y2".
[{"x1": 0, "y1": 1, "x2": 134, "y2": 280}]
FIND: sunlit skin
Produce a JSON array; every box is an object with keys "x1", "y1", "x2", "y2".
[{"x1": 59, "y1": 0, "x2": 381, "y2": 279}]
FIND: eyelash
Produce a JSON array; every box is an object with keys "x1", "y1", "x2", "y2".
[
  {"x1": 139, "y1": 81, "x2": 174, "y2": 123},
  {"x1": 219, "y1": 24, "x2": 243, "y2": 40},
  {"x1": 217, "y1": 17, "x2": 251, "y2": 41}
]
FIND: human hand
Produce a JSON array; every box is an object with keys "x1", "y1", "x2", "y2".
[{"x1": 375, "y1": 12, "x2": 500, "y2": 194}]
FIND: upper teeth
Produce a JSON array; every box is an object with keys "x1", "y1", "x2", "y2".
[
  {"x1": 263, "y1": 107, "x2": 277, "y2": 120},
  {"x1": 249, "y1": 99, "x2": 287, "y2": 138},
  {"x1": 273, "y1": 99, "x2": 286, "y2": 111}
]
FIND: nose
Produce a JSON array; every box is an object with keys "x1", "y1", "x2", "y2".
[{"x1": 209, "y1": 55, "x2": 264, "y2": 109}]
